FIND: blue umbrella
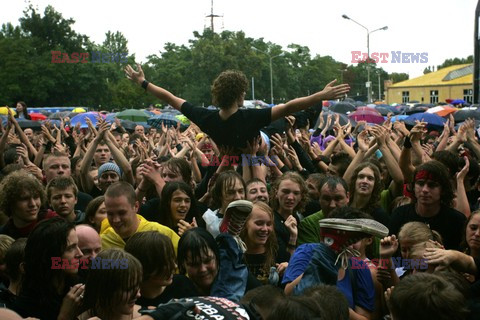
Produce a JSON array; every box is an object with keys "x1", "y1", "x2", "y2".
[
  {"x1": 452, "y1": 99, "x2": 466, "y2": 105},
  {"x1": 70, "y1": 112, "x2": 99, "y2": 129},
  {"x1": 389, "y1": 115, "x2": 409, "y2": 122},
  {"x1": 405, "y1": 112, "x2": 446, "y2": 127},
  {"x1": 105, "y1": 113, "x2": 117, "y2": 123},
  {"x1": 148, "y1": 113, "x2": 181, "y2": 129}
]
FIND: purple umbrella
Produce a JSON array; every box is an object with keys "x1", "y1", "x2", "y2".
[{"x1": 348, "y1": 107, "x2": 385, "y2": 124}]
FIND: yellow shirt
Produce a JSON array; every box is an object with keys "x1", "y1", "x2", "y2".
[{"x1": 100, "y1": 214, "x2": 180, "y2": 253}]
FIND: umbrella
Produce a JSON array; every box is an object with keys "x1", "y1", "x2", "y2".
[
  {"x1": 453, "y1": 109, "x2": 480, "y2": 122},
  {"x1": 70, "y1": 113, "x2": 100, "y2": 129},
  {"x1": 374, "y1": 107, "x2": 392, "y2": 116},
  {"x1": 328, "y1": 102, "x2": 356, "y2": 114},
  {"x1": 148, "y1": 113, "x2": 181, "y2": 129},
  {"x1": 29, "y1": 113, "x2": 47, "y2": 121},
  {"x1": 0, "y1": 107, "x2": 15, "y2": 116},
  {"x1": 348, "y1": 107, "x2": 384, "y2": 124},
  {"x1": 105, "y1": 113, "x2": 117, "y2": 123},
  {"x1": 49, "y1": 111, "x2": 71, "y2": 119},
  {"x1": 72, "y1": 107, "x2": 86, "y2": 113},
  {"x1": 16, "y1": 119, "x2": 42, "y2": 130},
  {"x1": 116, "y1": 109, "x2": 150, "y2": 122},
  {"x1": 455, "y1": 120, "x2": 480, "y2": 130},
  {"x1": 405, "y1": 105, "x2": 428, "y2": 115},
  {"x1": 390, "y1": 115, "x2": 409, "y2": 122},
  {"x1": 176, "y1": 114, "x2": 190, "y2": 126},
  {"x1": 451, "y1": 99, "x2": 466, "y2": 105},
  {"x1": 320, "y1": 110, "x2": 356, "y2": 127},
  {"x1": 426, "y1": 106, "x2": 457, "y2": 117},
  {"x1": 118, "y1": 120, "x2": 137, "y2": 131},
  {"x1": 405, "y1": 113, "x2": 446, "y2": 127}
]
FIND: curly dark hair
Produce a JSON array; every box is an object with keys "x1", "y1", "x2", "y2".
[
  {"x1": 410, "y1": 160, "x2": 454, "y2": 207},
  {"x1": 211, "y1": 70, "x2": 248, "y2": 109},
  {"x1": 348, "y1": 161, "x2": 384, "y2": 214},
  {"x1": 0, "y1": 171, "x2": 46, "y2": 217}
]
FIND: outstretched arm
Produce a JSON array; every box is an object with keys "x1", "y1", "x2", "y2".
[
  {"x1": 125, "y1": 64, "x2": 185, "y2": 110},
  {"x1": 271, "y1": 80, "x2": 350, "y2": 121}
]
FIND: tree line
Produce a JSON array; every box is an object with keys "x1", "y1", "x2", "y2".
[{"x1": 5, "y1": 5, "x2": 469, "y2": 110}]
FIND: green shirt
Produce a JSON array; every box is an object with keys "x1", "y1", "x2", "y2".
[{"x1": 298, "y1": 210, "x2": 324, "y2": 246}]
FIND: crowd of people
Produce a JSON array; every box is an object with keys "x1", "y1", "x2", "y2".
[{"x1": 0, "y1": 67, "x2": 478, "y2": 319}]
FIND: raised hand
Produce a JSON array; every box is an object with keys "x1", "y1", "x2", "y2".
[
  {"x1": 456, "y1": 156, "x2": 470, "y2": 182},
  {"x1": 124, "y1": 63, "x2": 146, "y2": 85},
  {"x1": 284, "y1": 215, "x2": 298, "y2": 245},
  {"x1": 318, "y1": 80, "x2": 350, "y2": 100},
  {"x1": 357, "y1": 130, "x2": 369, "y2": 152},
  {"x1": 380, "y1": 235, "x2": 399, "y2": 258},
  {"x1": 178, "y1": 218, "x2": 198, "y2": 236}
]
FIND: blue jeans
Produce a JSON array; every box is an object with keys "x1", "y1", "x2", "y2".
[
  {"x1": 210, "y1": 234, "x2": 248, "y2": 302},
  {"x1": 294, "y1": 243, "x2": 339, "y2": 296}
]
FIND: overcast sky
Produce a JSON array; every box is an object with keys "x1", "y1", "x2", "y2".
[{"x1": 1, "y1": 0, "x2": 476, "y2": 78}]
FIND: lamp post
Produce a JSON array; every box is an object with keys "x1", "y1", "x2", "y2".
[
  {"x1": 252, "y1": 47, "x2": 284, "y2": 104},
  {"x1": 342, "y1": 15, "x2": 387, "y2": 103},
  {"x1": 377, "y1": 72, "x2": 381, "y2": 101}
]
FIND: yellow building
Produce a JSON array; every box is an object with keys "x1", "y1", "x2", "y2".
[{"x1": 385, "y1": 64, "x2": 473, "y2": 105}]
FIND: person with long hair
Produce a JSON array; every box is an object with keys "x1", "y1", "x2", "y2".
[
  {"x1": 202, "y1": 171, "x2": 246, "y2": 237},
  {"x1": 177, "y1": 226, "x2": 260, "y2": 302},
  {"x1": 348, "y1": 161, "x2": 389, "y2": 226},
  {"x1": 14, "y1": 101, "x2": 31, "y2": 120},
  {"x1": 463, "y1": 210, "x2": 480, "y2": 258},
  {"x1": 269, "y1": 172, "x2": 308, "y2": 259},
  {"x1": 10, "y1": 217, "x2": 84, "y2": 319},
  {"x1": 390, "y1": 160, "x2": 466, "y2": 250},
  {"x1": 240, "y1": 201, "x2": 285, "y2": 284},
  {"x1": 78, "y1": 248, "x2": 143, "y2": 320},
  {"x1": 0, "y1": 171, "x2": 57, "y2": 239},
  {"x1": 158, "y1": 182, "x2": 203, "y2": 236}
]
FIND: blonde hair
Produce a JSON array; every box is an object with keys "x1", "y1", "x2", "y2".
[
  {"x1": 240, "y1": 201, "x2": 278, "y2": 278},
  {"x1": 398, "y1": 222, "x2": 443, "y2": 245}
]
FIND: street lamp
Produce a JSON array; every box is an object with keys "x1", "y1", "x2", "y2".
[
  {"x1": 342, "y1": 14, "x2": 388, "y2": 103},
  {"x1": 252, "y1": 47, "x2": 284, "y2": 104}
]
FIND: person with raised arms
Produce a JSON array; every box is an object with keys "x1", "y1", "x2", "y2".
[{"x1": 124, "y1": 65, "x2": 349, "y2": 153}]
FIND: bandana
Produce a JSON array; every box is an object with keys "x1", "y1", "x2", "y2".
[{"x1": 414, "y1": 170, "x2": 437, "y2": 182}]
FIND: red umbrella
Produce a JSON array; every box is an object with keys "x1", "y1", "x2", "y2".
[
  {"x1": 29, "y1": 113, "x2": 47, "y2": 121},
  {"x1": 348, "y1": 107, "x2": 384, "y2": 124}
]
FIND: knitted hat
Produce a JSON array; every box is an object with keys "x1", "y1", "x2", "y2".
[{"x1": 98, "y1": 162, "x2": 121, "y2": 178}]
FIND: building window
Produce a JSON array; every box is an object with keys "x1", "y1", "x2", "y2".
[
  {"x1": 402, "y1": 91, "x2": 409, "y2": 103},
  {"x1": 464, "y1": 89, "x2": 473, "y2": 103},
  {"x1": 430, "y1": 90, "x2": 439, "y2": 104}
]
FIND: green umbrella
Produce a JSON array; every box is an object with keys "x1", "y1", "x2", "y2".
[{"x1": 115, "y1": 109, "x2": 150, "y2": 122}]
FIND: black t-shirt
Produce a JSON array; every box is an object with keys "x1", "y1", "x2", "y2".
[
  {"x1": 274, "y1": 211, "x2": 301, "y2": 262},
  {"x1": 389, "y1": 203, "x2": 466, "y2": 250},
  {"x1": 244, "y1": 253, "x2": 270, "y2": 284},
  {"x1": 181, "y1": 102, "x2": 271, "y2": 150},
  {"x1": 149, "y1": 296, "x2": 256, "y2": 320},
  {"x1": 137, "y1": 275, "x2": 199, "y2": 308}
]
